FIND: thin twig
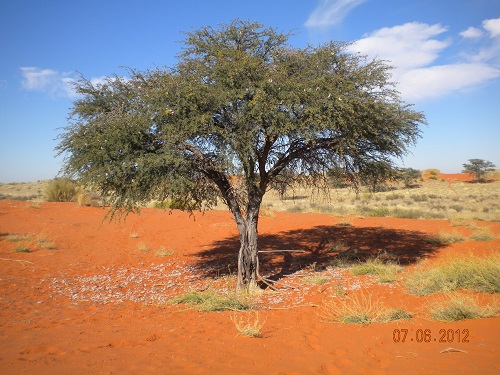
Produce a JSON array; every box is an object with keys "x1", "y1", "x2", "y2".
[
  {"x1": 0, "y1": 258, "x2": 33, "y2": 265},
  {"x1": 258, "y1": 250, "x2": 307, "y2": 253},
  {"x1": 258, "y1": 275, "x2": 277, "y2": 291},
  {"x1": 267, "y1": 303, "x2": 318, "y2": 310},
  {"x1": 440, "y1": 348, "x2": 467, "y2": 354}
]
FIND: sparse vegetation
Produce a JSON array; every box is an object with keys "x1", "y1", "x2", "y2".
[
  {"x1": 156, "y1": 247, "x2": 174, "y2": 257},
  {"x1": 429, "y1": 295, "x2": 498, "y2": 322},
  {"x1": 231, "y1": 312, "x2": 266, "y2": 337},
  {"x1": 405, "y1": 254, "x2": 500, "y2": 295},
  {"x1": 350, "y1": 257, "x2": 403, "y2": 283},
  {"x1": 5, "y1": 233, "x2": 57, "y2": 251},
  {"x1": 170, "y1": 290, "x2": 254, "y2": 311},
  {"x1": 303, "y1": 274, "x2": 331, "y2": 285},
  {"x1": 336, "y1": 221, "x2": 353, "y2": 227},
  {"x1": 319, "y1": 290, "x2": 412, "y2": 324},
  {"x1": 137, "y1": 243, "x2": 149, "y2": 253},
  {"x1": 15, "y1": 244, "x2": 30, "y2": 252},
  {"x1": 425, "y1": 231, "x2": 465, "y2": 244},
  {"x1": 470, "y1": 229, "x2": 496, "y2": 242},
  {"x1": 381, "y1": 308, "x2": 413, "y2": 322}
]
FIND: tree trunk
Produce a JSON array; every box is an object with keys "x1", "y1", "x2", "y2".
[{"x1": 236, "y1": 215, "x2": 260, "y2": 291}]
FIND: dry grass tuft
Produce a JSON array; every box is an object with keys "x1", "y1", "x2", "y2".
[
  {"x1": 350, "y1": 257, "x2": 403, "y2": 283},
  {"x1": 405, "y1": 254, "x2": 500, "y2": 295},
  {"x1": 170, "y1": 290, "x2": 254, "y2": 311},
  {"x1": 429, "y1": 294, "x2": 499, "y2": 322},
  {"x1": 319, "y1": 290, "x2": 411, "y2": 324},
  {"x1": 425, "y1": 231, "x2": 465, "y2": 245},
  {"x1": 231, "y1": 311, "x2": 266, "y2": 337}
]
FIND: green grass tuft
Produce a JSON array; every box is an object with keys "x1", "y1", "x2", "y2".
[
  {"x1": 350, "y1": 257, "x2": 403, "y2": 283},
  {"x1": 170, "y1": 290, "x2": 253, "y2": 312}
]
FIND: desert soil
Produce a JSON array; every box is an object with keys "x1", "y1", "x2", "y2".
[{"x1": 0, "y1": 199, "x2": 498, "y2": 374}]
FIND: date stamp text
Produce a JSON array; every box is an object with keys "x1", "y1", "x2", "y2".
[{"x1": 393, "y1": 329, "x2": 469, "y2": 343}]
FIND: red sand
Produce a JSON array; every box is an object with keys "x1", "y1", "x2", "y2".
[{"x1": 0, "y1": 200, "x2": 499, "y2": 374}]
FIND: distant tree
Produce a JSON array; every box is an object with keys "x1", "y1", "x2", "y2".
[
  {"x1": 359, "y1": 161, "x2": 397, "y2": 192},
  {"x1": 56, "y1": 20, "x2": 425, "y2": 291},
  {"x1": 396, "y1": 168, "x2": 422, "y2": 188},
  {"x1": 462, "y1": 159, "x2": 496, "y2": 182}
]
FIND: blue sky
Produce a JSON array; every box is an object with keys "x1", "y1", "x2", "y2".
[{"x1": 1, "y1": 0, "x2": 499, "y2": 182}]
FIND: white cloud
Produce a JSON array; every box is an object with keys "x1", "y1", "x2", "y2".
[
  {"x1": 460, "y1": 26, "x2": 483, "y2": 39},
  {"x1": 397, "y1": 63, "x2": 500, "y2": 101},
  {"x1": 348, "y1": 21, "x2": 500, "y2": 102},
  {"x1": 305, "y1": 0, "x2": 366, "y2": 28},
  {"x1": 20, "y1": 68, "x2": 112, "y2": 98},
  {"x1": 20, "y1": 67, "x2": 78, "y2": 98},
  {"x1": 352, "y1": 23, "x2": 449, "y2": 70},
  {"x1": 483, "y1": 17, "x2": 500, "y2": 38}
]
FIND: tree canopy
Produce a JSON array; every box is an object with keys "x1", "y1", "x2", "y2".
[
  {"x1": 462, "y1": 159, "x2": 496, "y2": 182},
  {"x1": 57, "y1": 20, "x2": 426, "y2": 290}
]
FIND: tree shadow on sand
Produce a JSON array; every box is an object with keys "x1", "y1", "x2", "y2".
[{"x1": 193, "y1": 225, "x2": 447, "y2": 281}]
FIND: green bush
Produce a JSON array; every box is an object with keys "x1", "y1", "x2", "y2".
[{"x1": 44, "y1": 178, "x2": 79, "y2": 202}]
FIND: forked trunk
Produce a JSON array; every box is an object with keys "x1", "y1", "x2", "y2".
[{"x1": 236, "y1": 214, "x2": 260, "y2": 291}]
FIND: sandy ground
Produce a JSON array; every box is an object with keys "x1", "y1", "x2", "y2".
[{"x1": 0, "y1": 200, "x2": 498, "y2": 374}]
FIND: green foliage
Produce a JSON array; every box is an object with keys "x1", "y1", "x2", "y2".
[
  {"x1": 57, "y1": 20, "x2": 425, "y2": 217},
  {"x1": 153, "y1": 199, "x2": 192, "y2": 210},
  {"x1": 462, "y1": 159, "x2": 496, "y2": 182},
  {"x1": 44, "y1": 178, "x2": 79, "y2": 202},
  {"x1": 56, "y1": 19, "x2": 426, "y2": 288},
  {"x1": 358, "y1": 161, "x2": 397, "y2": 192}
]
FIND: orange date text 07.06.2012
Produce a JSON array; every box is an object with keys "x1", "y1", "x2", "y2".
[{"x1": 393, "y1": 329, "x2": 469, "y2": 343}]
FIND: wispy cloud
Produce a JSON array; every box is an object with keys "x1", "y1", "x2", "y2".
[
  {"x1": 20, "y1": 67, "x2": 78, "y2": 98},
  {"x1": 305, "y1": 0, "x2": 367, "y2": 29},
  {"x1": 20, "y1": 67, "x2": 108, "y2": 98},
  {"x1": 349, "y1": 19, "x2": 500, "y2": 101}
]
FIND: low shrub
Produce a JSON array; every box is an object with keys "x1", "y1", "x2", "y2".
[{"x1": 45, "y1": 178, "x2": 79, "y2": 202}]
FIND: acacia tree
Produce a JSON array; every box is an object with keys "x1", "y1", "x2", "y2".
[
  {"x1": 462, "y1": 159, "x2": 496, "y2": 182},
  {"x1": 57, "y1": 20, "x2": 425, "y2": 290}
]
